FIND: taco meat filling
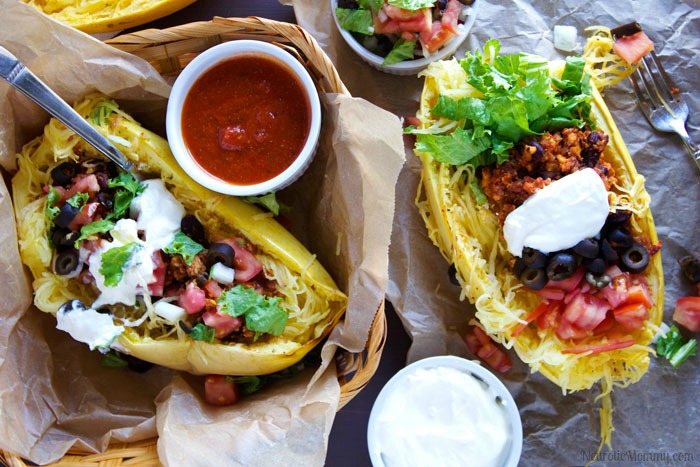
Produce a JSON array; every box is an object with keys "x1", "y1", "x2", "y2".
[
  {"x1": 479, "y1": 127, "x2": 617, "y2": 222},
  {"x1": 46, "y1": 158, "x2": 285, "y2": 345}
]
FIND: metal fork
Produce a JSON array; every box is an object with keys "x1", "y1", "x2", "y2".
[{"x1": 629, "y1": 50, "x2": 700, "y2": 171}]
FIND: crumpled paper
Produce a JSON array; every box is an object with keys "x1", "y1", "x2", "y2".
[
  {"x1": 292, "y1": 0, "x2": 700, "y2": 465},
  {"x1": 0, "y1": 1, "x2": 405, "y2": 465}
]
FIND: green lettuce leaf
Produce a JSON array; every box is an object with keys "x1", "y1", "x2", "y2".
[
  {"x1": 66, "y1": 192, "x2": 89, "y2": 209},
  {"x1": 190, "y1": 323, "x2": 215, "y2": 343},
  {"x1": 46, "y1": 186, "x2": 62, "y2": 221},
  {"x1": 387, "y1": 0, "x2": 435, "y2": 10},
  {"x1": 335, "y1": 8, "x2": 374, "y2": 35},
  {"x1": 243, "y1": 193, "x2": 289, "y2": 217},
  {"x1": 107, "y1": 173, "x2": 145, "y2": 220},
  {"x1": 383, "y1": 38, "x2": 416, "y2": 65}
]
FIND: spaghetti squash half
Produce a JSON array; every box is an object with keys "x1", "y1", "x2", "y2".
[
  {"x1": 412, "y1": 40, "x2": 663, "y2": 395},
  {"x1": 12, "y1": 94, "x2": 347, "y2": 376}
]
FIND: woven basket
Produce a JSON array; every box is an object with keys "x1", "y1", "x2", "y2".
[{"x1": 1, "y1": 16, "x2": 387, "y2": 467}]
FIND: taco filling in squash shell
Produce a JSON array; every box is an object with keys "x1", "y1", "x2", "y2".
[
  {"x1": 12, "y1": 94, "x2": 347, "y2": 377},
  {"x1": 410, "y1": 39, "x2": 663, "y2": 398}
]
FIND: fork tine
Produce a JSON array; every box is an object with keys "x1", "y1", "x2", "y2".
[
  {"x1": 635, "y1": 58, "x2": 664, "y2": 110},
  {"x1": 630, "y1": 66, "x2": 655, "y2": 121},
  {"x1": 641, "y1": 52, "x2": 676, "y2": 104},
  {"x1": 646, "y1": 51, "x2": 678, "y2": 102}
]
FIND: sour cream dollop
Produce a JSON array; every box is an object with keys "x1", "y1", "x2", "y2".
[
  {"x1": 56, "y1": 303, "x2": 125, "y2": 351},
  {"x1": 83, "y1": 179, "x2": 185, "y2": 308},
  {"x1": 369, "y1": 364, "x2": 514, "y2": 467},
  {"x1": 503, "y1": 168, "x2": 610, "y2": 257}
]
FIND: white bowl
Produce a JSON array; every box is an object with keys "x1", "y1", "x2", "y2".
[
  {"x1": 332, "y1": 0, "x2": 480, "y2": 76},
  {"x1": 367, "y1": 355, "x2": 522, "y2": 467},
  {"x1": 166, "y1": 40, "x2": 321, "y2": 196}
]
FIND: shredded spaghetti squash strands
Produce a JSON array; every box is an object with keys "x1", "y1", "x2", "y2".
[{"x1": 414, "y1": 54, "x2": 663, "y2": 447}]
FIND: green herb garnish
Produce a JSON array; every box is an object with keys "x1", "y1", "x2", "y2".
[
  {"x1": 163, "y1": 231, "x2": 205, "y2": 265},
  {"x1": 99, "y1": 242, "x2": 142, "y2": 287},
  {"x1": 656, "y1": 324, "x2": 698, "y2": 368},
  {"x1": 412, "y1": 38, "x2": 595, "y2": 169},
  {"x1": 75, "y1": 219, "x2": 115, "y2": 248},
  {"x1": 107, "y1": 172, "x2": 145, "y2": 220},
  {"x1": 189, "y1": 323, "x2": 216, "y2": 343},
  {"x1": 46, "y1": 186, "x2": 62, "y2": 220},
  {"x1": 217, "y1": 284, "x2": 288, "y2": 336},
  {"x1": 66, "y1": 192, "x2": 89, "y2": 209}
]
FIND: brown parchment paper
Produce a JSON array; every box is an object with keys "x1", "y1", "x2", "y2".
[
  {"x1": 0, "y1": 1, "x2": 405, "y2": 465},
  {"x1": 291, "y1": 0, "x2": 700, "y2": 465}
]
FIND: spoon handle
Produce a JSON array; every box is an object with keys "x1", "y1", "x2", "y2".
[{"x1": 0, "y1": 46, "x2": 134, "y2": 173}]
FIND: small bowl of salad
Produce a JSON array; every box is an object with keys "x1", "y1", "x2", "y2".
[{"x1": 332, "y1": 0, "x2": 479, "y2": 75}]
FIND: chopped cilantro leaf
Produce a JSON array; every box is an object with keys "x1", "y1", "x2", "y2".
[
  {"x1": 163, "y1": 231, "x2": 205, "y2": 265},
  {"x1": 217, "y1": 284, "x2": 288, "y2": 336},
  {"x1": 99, "y1": 242, "x2": 142, "y2": 287},
  {"x1": 189, "y1": 323, "x2": 215, "y2": 343},
  {"x1": 74, "y1": 219, "x2": 115, "y2": 248},
  {"x1": 107, "y1": 173, "x2": 145, "y2": 220}
]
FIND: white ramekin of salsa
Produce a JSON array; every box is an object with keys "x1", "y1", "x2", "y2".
[
  {"x1": 166, "y1": 40, "x2": 321, "y2": 196},
  {"x1": 367, "y1": 355, "x2": 522, "y2": 467}
]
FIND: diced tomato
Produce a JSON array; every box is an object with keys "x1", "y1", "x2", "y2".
[
  {"x1": 419, "y1": 21, "x2": 456, "y2": 54},
  {"x1": 546, "y1": 266, "x2": 585, "y2": 292},
  {"x1": 147, "y1": 250, "x2": 166, "y2": 297},
  {"x1": 563, "y1": 293, "x2": 610, "y2": 330},
  {"x1": 204, "y1": 375, "x2": 240, "y2": 406},
  {"x1": 218, "y1": 238, "x2": 263, "y2": 282},
  {"x1": 626, "y1": 279, "x2": 653, "y2": 308},
  {"x1": 561, "y1": 337, "x2": 635, "y2": 355},
  {"x1": 61, "y1": 173, "x2": 101, "y2": 202},
  {"x1": 536, "y1": 302, "x2": 561, "y2": 330},
  {"x1": 204, "y1": 279, "x2": 223, "y2": 299},
  {"x1": 403, "y1": 115, "x2": 421, "y2": 128},
  {"x1": 464, "y1": 326, "x2": 512, "y2": 373},
  {"x1": 67, "y1": 202, "x2": 100, "y2": 230},
  {"x1": 373, "y1": 17, "x2": 403, "y2": 35},
  {"x1": 613, "y1": 31, "x2": 654, "y2": 65},
  {"x1": 441, "y1": 0, "x2": 462, "y2": 34},
  {"x1": 512, "y1": 301, "x2": 551, "y2": 337},
  {"x1": 383, "y1": 6, "x2": 432, "y2": 32},
  {"x1": 612, "y1": 302, "x2": 649, "y2": 331},
  {"x1": 597, "y1": 272, "x2": 630, "y2": 308},
  {"x1": 592, "y1": 311, "x2": 616, "y2": 335},
  {"x1": 202, "y1": 309, "x2": 243, "y2": 339},
  {"x1": 672, "y1": 296, "x2": 700, "y2": 332},
  {"x1": 179, "y1": 282, "x2": 207, "y2": 314},
  {"x1": 556, "y1": 318, "x2": 591, "y2": 340}
]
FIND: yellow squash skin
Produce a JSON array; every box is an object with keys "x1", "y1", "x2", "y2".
[
  {"x1": 415, "y1": 60, "x2": 663, "y2": 393},
  {"x1": 20, "y1": 0, "x2": 197, "y2": 34},
  {"x1": 12, "y1": 94, "x2": 347, "y2": 376}
]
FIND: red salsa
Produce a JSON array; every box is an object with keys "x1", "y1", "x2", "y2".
[{"x1": 181, "y1": 53, "x2": 311, "y2": 185}]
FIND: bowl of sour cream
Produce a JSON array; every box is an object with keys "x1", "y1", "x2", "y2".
[{"x1": 367, "y1": 355, "x2": 522, "y2": 467}]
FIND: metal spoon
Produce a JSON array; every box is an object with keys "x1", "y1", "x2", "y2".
[{"x1": 0, "y1": 45, "x2": 134, "y2": 173}]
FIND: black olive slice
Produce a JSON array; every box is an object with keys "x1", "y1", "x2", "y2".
[
  {"x1": 546, "y1": 252, "x2": 577, "y2": 281},
  {"x1": 585, "y1": 271, "x2": 611, "y2": 289},
  {"x1": 583, "y1": 257, "x2": 607, "y2": 275},
  {"x1": 620, "y1": 242, "x2": 650, "y2": 274},
  {"x1": 50, "y1": 162, "x2": 77, "y2": 187},
  {"x1": 207, "y1": 242, "x2": 235, "y2": 268},
  {"x1": 521, "y1": 247, "x2": 548, "y2": 269},
  {"x1": 600, "y1": 239, "x2": 619, "y2": 263},
  {"x1": 607, "y1": 227, "x2": 633, "y2": 248},
  {"x1": 51, "y1": 228, "x2": 80, "y2": 247},
  {"x1": 54, "y1": 249, "x2": 80, "y2": 275},
  {"x1": 181, "y1": 215, "x2": 207, "y2": 245},
  {"x1": 54, "y1": 203, "x2": 81, "y2": 229},
  {"x1": 573, "y1": 238, "x2": 599, "y2": 259},
  {"x1": 519, "y1": 267, "x2": 548, "y2": 290}
]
